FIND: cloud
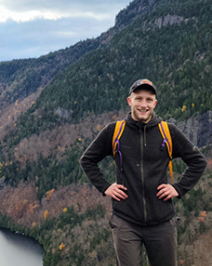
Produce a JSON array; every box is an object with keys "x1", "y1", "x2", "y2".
[
  {"x1": 0, "y1": 0, "x2": 131, "y2": 61},
  {"x1": 0, "y1": 0, "x2": 130, "y2": 22}
]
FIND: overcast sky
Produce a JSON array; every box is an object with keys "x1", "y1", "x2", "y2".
[{"x1": 0, "y1": 0, "x2": 131, "y2": 62}]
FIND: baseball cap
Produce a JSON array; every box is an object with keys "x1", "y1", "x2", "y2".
[{"x1": 129, "y1": 79, "x2": 157, "y2": 95}]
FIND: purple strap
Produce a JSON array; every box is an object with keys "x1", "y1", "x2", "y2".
[
  {"x1": 160, "y1": 122, "x2": 171, "y2": 153},
  {"x1": 114, "y1": 121, "x2": 125, "y2": 172},
  {"x1": 115, "y1": 139, "x2": 123, "y2": 171}
]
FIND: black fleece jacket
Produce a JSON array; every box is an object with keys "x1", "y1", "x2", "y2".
[{"x1": 80, "y1": 113, "x2": 207, "y2": 226}]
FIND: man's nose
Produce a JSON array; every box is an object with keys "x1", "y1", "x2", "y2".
[{"x1": 140, "y1": 100, "x2": 147, "y2": 107}]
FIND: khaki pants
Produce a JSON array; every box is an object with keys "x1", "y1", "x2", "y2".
[{"x1": 109, "y1": 214, "x2": 177, "y2": 266}]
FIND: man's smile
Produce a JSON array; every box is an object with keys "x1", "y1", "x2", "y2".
[{"x1": 138, "y1": 109, "x2": 149, "y2": 113}]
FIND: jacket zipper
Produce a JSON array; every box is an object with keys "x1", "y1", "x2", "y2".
[
  {"x1": 144, "y1": 125, "x2": 147, "y2": 147},
  {"x1": 140, "y1": 126, "x2": 147, "y2": 224}
]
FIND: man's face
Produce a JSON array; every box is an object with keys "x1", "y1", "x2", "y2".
[{"x1": 127, "y1": 89, "x2": 157, "y2": 123}]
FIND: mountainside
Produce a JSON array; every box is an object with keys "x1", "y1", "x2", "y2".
[
  {"x1": 0, "y1": 39, "x2": 101, "y2": 109},
  {"x1": 0, "y1": 0, "x2": 150, "y2": 111},
  {"x1": 3, "y1": 0, "x2": 212, "y2": 148},
  {"x1": 0, "y1": 0, "x2": 211, "y2": 265}
]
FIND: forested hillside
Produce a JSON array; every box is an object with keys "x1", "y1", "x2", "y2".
[
  {"x1": 0, "y1": 0, "x2": 211, "y2": 265},
  {"x1": 4, "y1": 0, "x2": 212, "y2": 147},
  {"x1": 0, "y1": 39, "x2": 103, "y2": 110}
]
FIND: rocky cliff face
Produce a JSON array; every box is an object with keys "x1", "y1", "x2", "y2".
[
  {"x1": 115, "y1": 0, "x2": 156, "y2": 28},
  {"x1": 170, "y1": 110, "x2": 212, "y2": 147}
]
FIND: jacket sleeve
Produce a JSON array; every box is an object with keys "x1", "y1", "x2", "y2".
[
  {"x1": 169, "y1": 124, "x2": 207, "y2": 198},
  {"x1": 79, "y1": 123, "x2": 115, "y2": 195}
]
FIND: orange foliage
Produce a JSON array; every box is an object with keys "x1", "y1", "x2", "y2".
[
  {"x1": 198, "y1": 211, "x2": 207, "y2": 222},
  {"x1": 96, "y1": 124, "x2": 101, "y2": 131},
  {"x1": 63, "y1": 207, "x2": 68, "y2": 212},
  {"x1": 28, "y1": 202, "x2": 39, "y2": 214},
  {"x1": 59, "y1": 243, "x2": 65, "y2": 251},
  {"x1": 44, "y1": 210, "x2": 49, "y2": 220},
  {"x1": 201, "y1": 211, "x2": 207, "y2": 217},
  {"x1": 46, "y1": 189, "x2": 55, "y2": 200}
]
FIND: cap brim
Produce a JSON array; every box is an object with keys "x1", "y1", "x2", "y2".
[{"x1": 132, "y1": 84, "x2": 156, "y2": 95}]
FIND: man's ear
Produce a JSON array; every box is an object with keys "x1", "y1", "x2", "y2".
[
  {"x1": 154, "y1": 100, "x2": 158, "y2": 108},
  {"x1": 127, "y1": 97, "x2": 132, "y2": 106}
]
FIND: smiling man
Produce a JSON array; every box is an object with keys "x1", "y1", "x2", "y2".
[
  {"x1": 127, "y1": 79, "x2": 158, "y2": 123},
  {"x1": 80, "y1": 78, "x2": 207, "y2": 266}
]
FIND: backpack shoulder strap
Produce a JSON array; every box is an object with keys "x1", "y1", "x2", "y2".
[
  {"x1": 112, "y1": 120, "x2": 126, "y2": 158},
  {"x1": 158, "y1": 121, "x2": 173, "y2": 183}
]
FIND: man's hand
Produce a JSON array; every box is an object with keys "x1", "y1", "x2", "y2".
[
  {"x1": 104, "y1": 183, "x2": 128, "y2": 201},
  {"x1": 157, "y1": 184, "x2": 179, "y2": 201}
]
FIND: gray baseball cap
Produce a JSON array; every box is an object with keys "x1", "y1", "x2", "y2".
[{"x1": 129, "y1": 79, "x2": 156, "y2": 95}]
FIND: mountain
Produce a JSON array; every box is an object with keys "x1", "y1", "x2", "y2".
[
  {"x1": 0, "y1": 0, "x2": 211, "y2": 265},
  {"x1": 0, "y1": 0, "x2": 151, "y2": 111}
]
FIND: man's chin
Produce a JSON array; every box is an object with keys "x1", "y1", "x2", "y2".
[
  {"x1": 137, "y1": 113, "x2": 152, "y2": 123},
  {"x1": 137, "y1": 115, "x2": 149, "y2": 123},
  {"x1": 140, "y1": 118, "x2": 149, "y2": 123},
  {"x1": 132, "y1": 111, "x2": 152, "y2": 122}
]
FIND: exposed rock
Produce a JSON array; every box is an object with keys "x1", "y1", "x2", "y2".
[
  {"x1": 155, "y1": 14, "x2": 184, "y2": 29},
  {"x1": 169, "y1": 110, "x2": 212, "y2": 147},
  {"x1": 115, "y1": 0, "x2": 156, "y2": 28},
  {"x1": 55, "y1": 107, "x2": 71, "y2": 120}
]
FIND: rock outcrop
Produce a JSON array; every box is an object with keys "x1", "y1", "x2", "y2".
[{"x1": 169, "y1": 110, "x2": 212, "y2": 147}]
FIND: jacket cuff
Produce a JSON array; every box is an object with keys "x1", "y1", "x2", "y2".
[
  {"x1": 172, "y1": 184, "x2": 183, "y2": 199},
  {"x1": 102, "y1": 184, "x2": 111, "y2": 196}
]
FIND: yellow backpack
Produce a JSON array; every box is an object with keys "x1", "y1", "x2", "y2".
[{"x1": 112, "y1": 120, "x2": 173, "y2": 183}]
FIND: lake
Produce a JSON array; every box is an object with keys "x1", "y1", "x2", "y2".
[{"x1": 0, "y1": 228, "x2": 43, "y2": 266}]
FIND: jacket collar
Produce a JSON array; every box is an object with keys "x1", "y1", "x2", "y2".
[{"x1": 126, "y1": 112, "x2": 162, "y2": 130}]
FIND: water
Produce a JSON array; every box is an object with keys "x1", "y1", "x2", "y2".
[{"x1": 0, "y1": 228, "x2": 43, "y2": 266}]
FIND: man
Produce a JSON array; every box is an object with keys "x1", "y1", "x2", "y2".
[{"x1": 80, "y1": 79, "x2": 207, "y2": 266}]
